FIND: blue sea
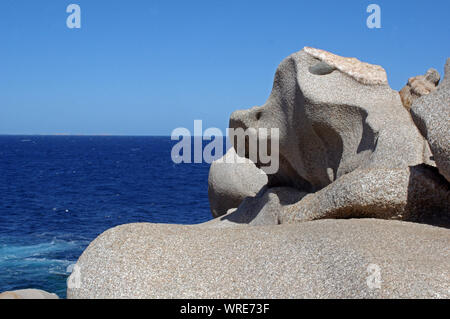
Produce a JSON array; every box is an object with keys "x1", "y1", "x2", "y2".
[{"x1": 0, "y1": 136, "x2": 214, "y2": 298}]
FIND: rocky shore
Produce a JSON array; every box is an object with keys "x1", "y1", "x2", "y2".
[
  {"x1": 3, "y1": 47, "x2": 449, "y2": 299},
  {"x1": 67, "y1": 48, "x2": 449, "y2": 299}
]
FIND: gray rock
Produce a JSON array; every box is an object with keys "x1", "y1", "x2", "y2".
[
  {"x1": 399, "y1": 68, "x2": 440, "y2": 110},
  {"x1": 0, "y1": 289, "x2": 59, "y2": 299},
  {"x1": 205, "y1": 187, "x2": 306, "y2": 227},
  {"x1": 278, "y1": 165, "x2": 450, "y2": 227},
  {"x1": 212, "y1": 165, "x2": 449, "y2": 228},
  {"x1": 411, "y1": 58, "x2": 450, "y2": 182},
  {"x1": 228, "y1": 47, "x2": 444, "y2": 223},
  {"x1": 67, "y1": 219, "x2": 450, "y2": 299},
  {"x1": 208, "y1": 147, "x2": 267, "y2": 218}
]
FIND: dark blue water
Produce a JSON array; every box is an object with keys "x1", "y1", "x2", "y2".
[{"x1": 0, "y1": 136, "x2": 213, "y2": 298}]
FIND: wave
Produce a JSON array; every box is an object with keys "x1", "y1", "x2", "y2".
[{"x1": 0, "y1": 239, "x2": 86, "y2": 264}]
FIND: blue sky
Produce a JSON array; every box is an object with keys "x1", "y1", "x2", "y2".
[{"x1": 0, "y1": 0, "x2": 449, "y2": 135}]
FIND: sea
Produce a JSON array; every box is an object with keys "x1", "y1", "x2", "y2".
[{"x1": 0, "y1": 135, "x2": 215, "y2": 298}]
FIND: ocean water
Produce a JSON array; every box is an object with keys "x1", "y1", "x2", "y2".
[{"x1": 0, "y1": 136, "x2": 214, "y2": 298}]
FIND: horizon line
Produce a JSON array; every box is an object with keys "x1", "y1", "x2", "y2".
[{"x1": 0, "y1": 134, "x2": 227, "y2": 137}]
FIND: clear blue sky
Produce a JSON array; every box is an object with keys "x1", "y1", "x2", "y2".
[{"x1": 1, "y1": 0, "x2": 449, "y2": 135}]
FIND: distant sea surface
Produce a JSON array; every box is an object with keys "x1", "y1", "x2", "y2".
[{"x1": 0, "y1": 136, "x2": 213, "y2": 298}]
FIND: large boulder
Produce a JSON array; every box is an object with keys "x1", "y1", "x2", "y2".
[
  {"x1": 226, "y1": 47, "x2": 446, "y2": 224},
  {"x1": 67, "y1": 219, "x2": 450, "y2": 299},
  {"x1": 230, "y1": 47, "x2": 430, "y2": 191},
  {"x1": 411, "y1": 58, "x2": 450, "y2": 183},
  {"x1": 208, "y1": 147, "x2": 267, "y2": 218},
  {"x1": 0, "y1": 289, "x2": 59, "y2": 299},
  {"x1": 399, "y1": 68, "x2": 440, "y2": 110}
]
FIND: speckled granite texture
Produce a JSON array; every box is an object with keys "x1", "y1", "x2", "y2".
[
  {"x1": 411, "y1": 58, "x2": 450, "y2": 182},
  {"x1": 67, "y1": 219, "x2": 449, "y2": 299}
]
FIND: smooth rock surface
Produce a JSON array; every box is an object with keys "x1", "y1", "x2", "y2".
[
  {"x1": 411, "y1": 58, "x2": 450, "y2": 182},
  {"x1": 67, "y1": 219, "x2": 450, "y2": 299},
  {"x1": 0, "y1": 289, "x2": 59, "y2": 299},
  {"x1": 227, "y1": 47, "x2": 443, "y2": 223},
  {"x1": 399, "y1": 68, "x2": 440, "y2": 110},
  {"x1": 208, "y1": 147, "x2": 267, "y2": 217},
  {"x1": 229, "y1": 47, "x2": 429, "y2": 191}
]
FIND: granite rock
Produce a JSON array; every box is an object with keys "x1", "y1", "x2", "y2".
[
  {"x1": 67, "y1": 219, "x2": 450, "y2": 299},
  {"x1": 228, "y1": 47, "x2": 444, "y2": 223},
  {"x1": 208, "y1": 147, "x2": 267, "y2": 218},
  {"x1": 205, "y1": 186, "x2": 306, "y2": 227},
  {"x1": 211, "y1": 165, "x2": 449, "y2": 228},
  {"x1": 411, "y1": 58, "x2": 450, "y2": 182},
  {"x1": 67, "y1": 50, "x2": 450, "y2": 300},
  {"x1": 399, "y1": 68, "x2": 440, "y2": 110},
  {"x1": 0, "y1": 289, "x2": 59, "y2": 299}
]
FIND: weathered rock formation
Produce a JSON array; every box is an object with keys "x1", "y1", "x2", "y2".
[
  {"x1": 68, "y1": 48, "x2": 450, "y2": 299},
  {"x1": 224, "y1": 47, "x2": 447, "y2": 226},
  {"x1": 399, "y1": 68, "x2": 440, "y2": 110},
  {"x1": 411, "y1": 58, "x2": 450, "y2": 183},
  {"x1": 208, "y1": 148, "x2": 267, "y2": 218}
]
